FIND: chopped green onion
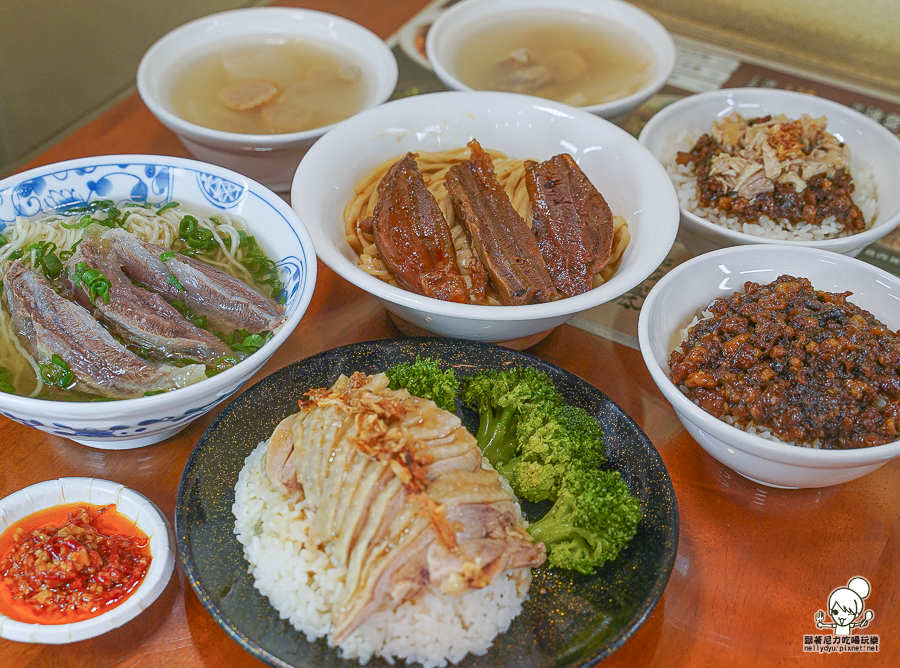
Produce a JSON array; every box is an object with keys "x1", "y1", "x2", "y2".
[
  {"x1": 59, "y1": 199, "x2": 130, "y2": 228},
  {"x1": 171, "y1": 299, "x2": 208, "y2": 329},
  {"x1": 166, "y1": 273, "x2": 185, "y2": 292},
  {"x1": 226, "y1": 329, "x2": 271, "y2": 354},
  {"x1": 61, "y1": 213, "x2": 95, "y2": 230},
  {"x1": 58, "y1": 238, "x2": 82, "y2": 262},
  {"x1": 159, "y1": 250, "x2": 175, "y2": 262},
  {"x1": 39, "y1": 354, "x2": 75, "y2": 389},
  {"x1": 236, "y1": 232, "x2": 283, "y2": 299},
  {"x1": 0, "y1": 366, "x2": 14, "y2": 394},
  {"x1": 72, "y1": 262, "x2": 112, "y2": 303},
  {"x1": 177, "y1": 215, "x2": 218, "y2": 253},
  {"x1": 156, "y1": 201, "x2": 180, "y2": 214},
  {"x1": 24, "y1": 240, "x2": 63, "y2": 279}
]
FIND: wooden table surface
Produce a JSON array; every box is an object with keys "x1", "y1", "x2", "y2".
[{"x1": 1, "y1": 1, "x2": 897, "y2": 666}]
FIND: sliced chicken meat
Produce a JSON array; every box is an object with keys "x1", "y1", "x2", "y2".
[{"x1": 265, "y1": 371, "x2": 545, "y2": 643}]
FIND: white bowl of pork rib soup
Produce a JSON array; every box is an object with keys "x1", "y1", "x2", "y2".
[
  {"x1": 638, "y1": 87, "x2": 900, "y2": 256},
  {"x1": 425, "y1": 0, "x2": 675, "y2": 122},
  {"x1": 137, "y1": 7, "x2": 398, "y2": 192},
  {"x1": 0, "y1": 155, "x2": 316, "y2": 449},
  {"x1": 291, "y1": 90, "x2": 679, "y2": 344}
]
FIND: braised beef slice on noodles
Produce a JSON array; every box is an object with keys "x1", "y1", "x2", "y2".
[
  {"x1": 669, "y1": 275, "x2": 900, "y2": 449},
  {"x1": 61, "y1": 225, "x2": 231, "y2": 364},
  {"x1": 3, "y1": 261, "x2": 206, "y2": 399},
  {"x1": 103, "y1": 227, "x2": 285, "y2": 334},
  {"x1": 525, "y1": 153, "x2": 614, "y2": 296},
  {"x1": 364, "y1": 153, "x2": 470, "y2": 303},
  {"x1": 445, "y1": 139, "x2": 558, "y2": 305},
  {"x1": 265, "y1": 371, "x2": 545, "y2": 643}
]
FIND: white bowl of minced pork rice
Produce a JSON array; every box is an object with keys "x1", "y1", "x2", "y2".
[
  {"x1": 638, "y1": 244, "x2": 900, "y2": 488},
  {"x1": 0, "y1": 155, "x2": 316, "y2": 449},
  {"x1": 639, "y1": 88, "x2": 900, "y2": 257}
]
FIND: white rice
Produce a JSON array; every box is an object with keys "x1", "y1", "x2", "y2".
[
  {"x1": 663, "y1": 129, "x2": 879, "y2": 240},
  {"x1": 232, "y1": 441, "x2": 531, "y2": 667}
]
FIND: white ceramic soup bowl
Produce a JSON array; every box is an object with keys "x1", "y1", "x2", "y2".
[
  {"x1": 638, "y1": 244, "x2": 900, "y2": 488},
  {"x1": 638, "y1": 87, "x2": 900, "y2": 256},
  {"x1": 0, "y1": 155, "x2": 316, "y2": 449},
  {"x1": 425, "y1": 0, "x2": 675, "y2": 122},
  {"x1": 291, "y1": 90, "x2": 679, "y2": 344},
  {"x1": 0, "y1": 477, "x2": 174, "y2": 643},
  {"x1": 137, "y1": 7, "x2": 398, "y2": 192}
]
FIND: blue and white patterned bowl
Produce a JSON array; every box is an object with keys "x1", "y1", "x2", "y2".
[{"x1": 0, "y1": 155, "x2": 317, "y2": 449}]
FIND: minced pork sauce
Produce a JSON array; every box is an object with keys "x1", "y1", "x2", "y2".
[{"x1": 668, "y1": 275, "x2": 900, "y2": 449}]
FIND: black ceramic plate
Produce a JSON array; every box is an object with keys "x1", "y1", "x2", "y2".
[{"x1": 176, "y1": 338, "x2": 678, "y2": 668}]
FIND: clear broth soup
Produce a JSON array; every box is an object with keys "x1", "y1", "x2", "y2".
[
  {"x1": 170, "y1": 38, "x2": 369, "y2": 135},
  {"x1": 451, "y1": 17, "x2": 654, "y2": 107}
]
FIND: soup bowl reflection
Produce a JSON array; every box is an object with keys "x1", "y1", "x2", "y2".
[
  {"x1": 0, "y1": 155, "x2": 316, "y2": 449},
  {"x1": 425, "y1": 0, "x2": 675, "y2": 122},
  {"x1": 137, "y1": 7, "x2": 398, "y2": 192},
  {"x1": 638, "y1": 244, "x2": 900, "y2": 488},
  {"x1": 291, "y1": 90, "x2": 679, "y2": 344}
]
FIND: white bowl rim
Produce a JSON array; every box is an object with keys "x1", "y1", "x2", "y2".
[
  {"x1": 424, "y1": 0, "x2": 675, "y2": 116},
  {"x1": 136, "y1": 6, "x2": 399, "y2": 147},
  {"x1": 0, "y1": 153, "x2": 317, "y2": 416},
  {"x1": 293, "y1": 89, "x2": 680, "y2": 322},
  {"x1": 0, "y1": 477, "x2": 175, "y2": 643},
  {"x1": 638, "y1": 87, "x2": 900, "y2": 250},
  {"x1": 638, "y1": 243, "x2": 900, "y2": 467}
]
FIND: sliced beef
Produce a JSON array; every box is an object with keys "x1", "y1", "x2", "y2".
[
  {"x1": 445, "y1": 140, "x2": 557, "y2": 305},
  {"x1": 103, "y1": 227, "x2": 285, "y2": 334},
  {"x1": 368, "y1": 153, "x2": 470, "y2": 303},
  {"x1": 525, "y1": 153, "x2": 614, "y2": 296},
  {"x1": 62, "y1": 225, "x2": 231, "y2": 364},
  {"x1": 3, "y1": 261, "x2": 206, "y2": 399}
]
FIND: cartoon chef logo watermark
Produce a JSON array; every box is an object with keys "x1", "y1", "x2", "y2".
[{"x1": 803, "y1": 576, "x2": 880, "y2": 653}]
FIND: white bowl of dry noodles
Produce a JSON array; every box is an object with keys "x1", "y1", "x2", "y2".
[
  {"x1": 0, "y1": 155, "x2": 316, "y2": 449},
  {"x1": 291, "y1": 90, "x2": 679, "y2": 345}
]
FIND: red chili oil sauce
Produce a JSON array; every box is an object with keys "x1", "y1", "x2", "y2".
[{"x1": 0, "y1": 503, "x2": 152, "y2": 624}]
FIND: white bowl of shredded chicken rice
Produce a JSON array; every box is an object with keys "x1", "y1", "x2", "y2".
[
  {"x1": 638, "y1": 87, "x2": 900, "y2": 256},
  {"x1": 0, "y1": 155, "x2": 316, "y2": 448},
  {"x1": 291, "y1": 90, "x2": 679, "y2": 344}
]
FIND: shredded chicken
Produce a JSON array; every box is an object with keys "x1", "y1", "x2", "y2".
[
  {"x1": 707, "y1": 112, "x2": 850, "y2": 200},
  {"x1": 264, "y1": 372, "x2": 545, "y2": 643},
  {"x1": 676, "y1": 111, "x2": 867, "y2": 232}
]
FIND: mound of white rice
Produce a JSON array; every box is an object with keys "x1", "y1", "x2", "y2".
[
  {"x1": 663, "y1": 129, "x2": 879, "y2": 240},
  {"x1": 232, "y1": 441, "x2": 531, "y2": 667}
]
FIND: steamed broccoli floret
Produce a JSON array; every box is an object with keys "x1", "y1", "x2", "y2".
[
  {"x1": 527, "y1": 467, "x2": 642, "y2": 575},
  {"x1": 499, "y1": 404, "x2": 606, "y2": 502},
  {"x1": 461, "y1": 367, "x2": 563, "y2": 467},
  {"x1": 385, "y1": 356, "x2": 459, "y2": 412}
]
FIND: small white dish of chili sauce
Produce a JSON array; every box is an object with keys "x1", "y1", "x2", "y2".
[{"x1": 0, "y1": 477, "x2": 175, "y2": 643}]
